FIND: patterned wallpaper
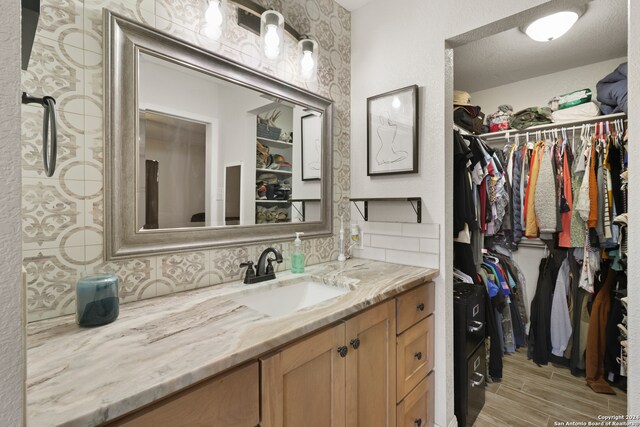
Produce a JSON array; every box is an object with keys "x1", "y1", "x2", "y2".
[{"x1": 22, "y1": 0, "x2": 351, "y2": 322}]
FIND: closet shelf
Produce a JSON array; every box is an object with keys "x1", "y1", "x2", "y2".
[
  {"x1": 478, "y1": 112, "x2": 627, "y2": 143},
  {"x1": 256, "y1": 168, "x2": 292, "y2": 175},
  {"x1": 349, "y1": 197, "x2": 422, "y2": 223},
  {"x1": 255, "y1": 199, "x2": 291, "y2": 204},
  {"x1": 257, "y1": 137, "x2": 293, "y2": 149}
]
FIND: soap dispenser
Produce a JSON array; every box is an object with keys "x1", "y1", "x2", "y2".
[{"x1": 291, "y1": 232, "x2": 305, "y2": 273}]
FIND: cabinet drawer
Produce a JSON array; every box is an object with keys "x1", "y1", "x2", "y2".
[
  {"x1": 109, "y1": 362, "x2": 259, "y2": 427},
  {"x1": 397, "y1": 372, "x2": 434, "y2": 427},
  {"x1": 397, "y1": 315, "x2": 434, "y2": 401},
  {"x1": 396, "y1": 282, "x2": 435, "y2": 334}
]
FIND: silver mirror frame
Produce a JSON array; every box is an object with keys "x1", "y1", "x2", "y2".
[{"x1": 104, "y1": 10, "x2": 333, "y2": 260}]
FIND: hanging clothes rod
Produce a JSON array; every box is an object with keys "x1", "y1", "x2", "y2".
[{"x1": 479, "y1": 112, "x2": 627, "y2": 143}]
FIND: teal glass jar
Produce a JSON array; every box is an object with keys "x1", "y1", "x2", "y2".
[{"x1": 76, "y1": 274, "x2": 120, "y2": 327}]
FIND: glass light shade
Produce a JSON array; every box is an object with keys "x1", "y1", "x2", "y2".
[
  {"x1": 525, "y1": 11, "x2": 579, "y2": 42},
  {"x1": 260, "y1": 10, "x2": 284, "y2": 60},
  {"x1": 204, "y1": 0, "x2": 224, "y2": 40},
  {"x1": 298, "y1": 38, "x2": 318, "y2": 81}
]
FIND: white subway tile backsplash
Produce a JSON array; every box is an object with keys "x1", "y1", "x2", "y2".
[
  {"x1": 353, "y1": 221, "x2": 440, "y2": 269},
  {"x1": 385, "y1": 250, "x2": 439, "y2": 269},
  {"x1": 401, "y1": 223, "x2": 439, "y2": 239},
  {"x1": 352, "y1": 247, "x2": 386, "y2": 262},
  {"x1": 358, "y1": 221, "x2": 402, "y2": 236},
  {"x1": 371, "y1": 235, "x2": 420, "y2": 252},
  {"x1": 419, "y1": 238, "x2": 439, "y2": 254}
]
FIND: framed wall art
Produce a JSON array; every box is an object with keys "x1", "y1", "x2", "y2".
[
  {"x1": 301, "y1": 113, "x2": 322, "y2": 181},
  {"x1": 367, "y1": 85, "x2": 418, "y2": 176}
]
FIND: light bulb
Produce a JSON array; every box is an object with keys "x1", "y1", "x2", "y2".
[
  {"x1": 391, "y1": 96, "x2": 401, "y2": 110},
  {"x1": 205, "y1": 1, "x2": 223, "y2": 27},
  {"x1": 300, "y1": 50, "x2": 314, "y2": 78},
  {"x1": 264, "y1": 24, "x2": 280, "y2": 59}
]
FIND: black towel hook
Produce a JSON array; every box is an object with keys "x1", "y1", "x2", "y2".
[{"x1": 22, "y1": 92, "x2": 58, "y2": 177}]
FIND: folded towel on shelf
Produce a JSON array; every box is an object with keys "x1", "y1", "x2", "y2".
[
  {"x1": 552, "y1": 102, "x2": 601, "y2": 123},
  {"x1": 509, "y1": 107, "x2": 553, "y2": 130}
]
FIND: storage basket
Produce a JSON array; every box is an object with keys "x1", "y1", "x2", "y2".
[{"x1": 257, "y1": 123, "x2": 282, "y2": 140}]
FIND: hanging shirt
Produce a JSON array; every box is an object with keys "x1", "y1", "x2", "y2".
[
  {"x1": 551, "y1": 258, "x2": 572, "y2": 356},
  {"x1": 559, "y1": 142, "x2": 574, "y2": 248},
  {"x1": 524, "y1": 141, "x2": 544, "y2": 237}
]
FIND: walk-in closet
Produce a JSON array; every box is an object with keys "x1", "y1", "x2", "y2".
[{"x1": 450, "y1": 0, "x2": 629, "y2": 425}]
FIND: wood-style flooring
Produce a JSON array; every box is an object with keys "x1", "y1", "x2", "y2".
[{"x1": 474, "y1": 349, "x2": 627, "y2": 427}]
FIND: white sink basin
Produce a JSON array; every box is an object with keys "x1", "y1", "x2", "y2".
[{"x1": 234, "y1": 280, "x2": 349, "y2": 317}]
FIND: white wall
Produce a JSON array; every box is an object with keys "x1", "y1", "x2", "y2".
[
  {"x1": 0, "y1": 0, "x2": 24, "y2": 423},
  {"x1": 217, "y1": 86, "x2": 271, "y2": 225},
  {"x1": 353, "y1": 0, "x2": 640, "y2": 423},
  {"x1": 351, "y1": 1, "x2": 565, "y2": 426},
  {"x1": 146, "y1": 131, "x2": 206, "y2": 228},
  {"x1": 470, "y1": 56, "x2": 628, "y2": 113}
]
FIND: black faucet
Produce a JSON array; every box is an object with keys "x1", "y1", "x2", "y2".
[{"x1": 239, "y1": 247, "x2": 283, "y2": 284}]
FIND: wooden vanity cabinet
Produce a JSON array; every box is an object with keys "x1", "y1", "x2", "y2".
[
  {"x1": 106, "y1": 281, "x2": 435, "y2": 427},
  {"x1": 395, "y1": 282, "x2": 435, "y2": 427},
  {"x1": 261, "y1": 300, "x2": 396, "y2": 427},
  {"x1": 345, "y1": 300, "x2": 396, "y2": 427},
  {"x1": 108, "y1": 362, "x2": 259, "y2": 427}
]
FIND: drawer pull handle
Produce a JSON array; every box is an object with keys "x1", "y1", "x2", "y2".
[
  {"x1": 414, "y1": 418, "x2": 423, "y2": 426},
  {"x1": 417, "y1": 303, "x2": 425, "y2": 312},
  {"x1": 414, "y1": 351, "x2": 423, "y2": 361},
  {"x1": 337, "y1": 346, "x2": 348, "y2": 358},
  {"x1": 470, "y1": 372, "x2": 485, "y2": 387},
  {"x1": 468, "y1": 320, "x2": 484, "y2": 333},
  {"x1": 350, "y1": 338, "x2": 360, "y2": 350}
]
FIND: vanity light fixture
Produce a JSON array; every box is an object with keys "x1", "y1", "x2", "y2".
[
  {"x1": 204, "y1": 0, "x2": 224, "y2": 40},
  {"x1": 524, "y1": 10, "x2": 580, "y2": 42},
  {"x1": 298, "y1": 37, "x2": 318, "y2": 81},
  {"x1": 261, "y1": 10, "x2": 284, "y2": 60},
  {"x1": 216, "y1": 0, "x2": 318, "y2": 78}
]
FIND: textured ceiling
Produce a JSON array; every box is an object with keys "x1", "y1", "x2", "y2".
[
  {"x1": 334, "y1": 0, "x2": 374, "y2": 12},
  {"x1": 454, "y1": 0, "x2": 627, "y2": 92}
]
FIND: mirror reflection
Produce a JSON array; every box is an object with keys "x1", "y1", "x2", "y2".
[{"x1": 137, "y1": 53, "x2": 322, "y2": 231}]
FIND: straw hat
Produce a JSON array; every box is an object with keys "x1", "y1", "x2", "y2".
[{"x1": 454, "y1": 90, "x2": 473, "y2": 106}]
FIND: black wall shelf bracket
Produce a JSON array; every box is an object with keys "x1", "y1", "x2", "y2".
[
  {"x1": 289, "y1": 199, "x2": 320, "y2": 222},
  {"x1": 349, "y1": 198, "x2": 422, "y2": 223}
]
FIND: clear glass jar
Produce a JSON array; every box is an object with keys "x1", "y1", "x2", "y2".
[{"x1": 76, "y1": 274, "x2": 120, "y2": 327}]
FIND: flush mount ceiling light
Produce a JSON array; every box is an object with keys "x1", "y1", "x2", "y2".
[{"x1": 524, "y1": 11, "x2": 580, "y2": 42}]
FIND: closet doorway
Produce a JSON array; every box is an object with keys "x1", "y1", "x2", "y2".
[{"x1": 446, "y1": 0, "x2": 629, "y2": 425}]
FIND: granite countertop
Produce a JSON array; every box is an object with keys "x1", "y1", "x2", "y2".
[{"x1": 27, "y1": 259, "x2": 438, "y2": 427}]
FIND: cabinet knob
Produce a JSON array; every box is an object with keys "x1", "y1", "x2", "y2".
[
  {"x1": 414, "y1": 418, "x2": 423, "y2": 426},
  {"x1": 337, "y1": 346, "x2": 348, "y2": 358},
  {"x1": 417, "y1": 303, "x2": 425, "y2": 312},
  {"x1": 414, "y1": 351, "x2": 423, "y2": 361},
  {"x1": 350, "y1": 338, "x2": 361, "y2": 350}
]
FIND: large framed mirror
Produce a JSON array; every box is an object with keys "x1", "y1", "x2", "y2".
[{"x1": 104, "y1": 11, "x2": 333, "y2": 259}]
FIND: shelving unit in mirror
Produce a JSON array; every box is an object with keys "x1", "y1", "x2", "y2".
[{"x1": 255, "y1": 106, "x2": 294, "y2": 224}]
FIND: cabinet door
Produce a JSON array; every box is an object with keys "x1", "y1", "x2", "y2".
[
  {"x1": 261, "y1": 324, "x2": 346, "y2": 427},
  {"x1": 345, "y1": 300, "x2": 396, "y2": 427},
  {"x1": 109, "y1": 362, "x2": 259, "y2": 427}
]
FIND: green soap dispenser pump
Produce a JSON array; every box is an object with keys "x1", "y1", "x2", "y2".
[{"x1": 291, "y1": 232, "x2": 305, "y2": 273}]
